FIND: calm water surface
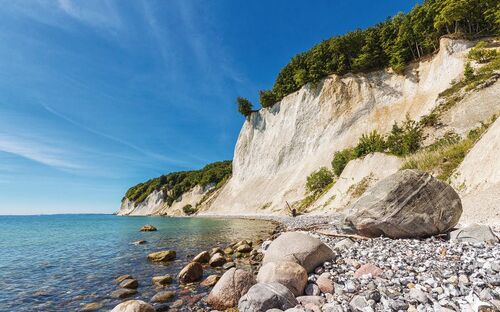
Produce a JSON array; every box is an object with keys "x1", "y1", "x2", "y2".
[{"x1": 0, "y1": 214, "x2": 276, "y2": 311}]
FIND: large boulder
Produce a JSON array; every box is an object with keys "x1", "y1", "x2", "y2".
[
  {"x1": 238, "y1": 282, "x2": 298, "y2": 311},
  {"x1": 207, "y1": 268, "x2": 256, "y2": 309},
  {"x1": 193, "y1": 251, "x2": 210, "y2": 263},
  {"x1": 345, "y1": 169, "x2": 462, "y2": 238},
  {"x1": 262, "y1": 232, "x2": 334, "y2": 273},
  {"x1": 178, "y1": 262, "x2": 203, "y2": 284},
  {"x1": 257, "y1": 261, "x2": 307, "y2": 296},
  {"x1": 110, "y1": 300, "x2": 155, "y2": 312}
]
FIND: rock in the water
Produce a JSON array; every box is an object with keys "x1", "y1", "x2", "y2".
[
  {"x1": 120, "y1": 278, "x2": 138, "y2": 289},
  {"x1": 151, "y1": 290, "x2": 175, "y2": 303},
  {"x1": 115, "y1": 274, "x2": 133, "y2": 283},
  {"x1": 353, "y1": 263, "x2": 383, "y2": 279},
  {"x1": 132, "y1": 240, "x2": 147, "y2": 245},
  {"x1": 81, "y1": 302, "x2": 103, "y2": 311},
  {"x1": 111, "y1": 288, "x2": 137, "y2": 299},
  {"x1": 449, "y1": 224, "x2": 499, "y2": 244},
  {"x1": 257, "y1": 261, "x2": 307, "y2": 296},
  {"x1": 209, "y1": 253, "x2": 227, "y2": 267},
  {"x1": 262, "y1": 232, "x2": 335, "y2": 272},
  {"x1": 152, "y1": 275, "x2": 173, "y2": 286},
  {"x1": 147, "y1": 250, "x2": 176, "y2": 262},
  {"x1": 207, "y1": 268, "x2": 256, "y2": 309},
  {"x1": 345, "y1": 170, "x2": 462, "y2": 238},
  {"x1": 201, "y1": 274, "x2": 220, "y2": 287},
  {"x1": 178, "y1": 262, "x2": 203, "y2": 284},
  {"x1": 236, "y1": 244, "x2": 253, "y2": 253},
  {"x1": 140, "y1": 224, "x2": 157, "y2": 232},
  {"x1": 111, "y1": 300, "x2": 155, "y2": 312},
  {"x1": 193, "y1": 251, "x2": 210, "y2": 263},
  {"x1": 238, "y1": 282, "x2": 298, "y2": 311}
]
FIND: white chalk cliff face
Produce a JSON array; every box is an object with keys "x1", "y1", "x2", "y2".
[{"x1": 204, "y1": 38, "x2": 474, "y2": 215}]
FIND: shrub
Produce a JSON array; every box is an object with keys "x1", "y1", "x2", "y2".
[
  {"x1": 386, "y1": 118, "x2": 423, "y2": 156},
  {"x1": 237, "y1": 97, "x2": 253, "y2": 117},
  {"x1": 259, "y1": 90, "x2": 277, "y2": 108},
  {"x1": 182, "y1": 204, "x2": 197, "y2": 215},
  {"x1": 468, "y1": 41, "x2": 497, "y2": 63},
  {"x1": 354, "y1": 130, "x2": 386, "y2": 157},
  {"x1": 331, "y1": 148, "x2": 356, "y2": 176},
  {"x1": 305, "y1": 167, "x2": 334, "y2": 195},
  {"x1": 464, "y1": 62, "x2": 475, "y2": 82}
]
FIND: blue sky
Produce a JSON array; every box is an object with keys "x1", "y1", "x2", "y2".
[{"x1": 0, "y1": 0, "x2": 418, "y2": 215}]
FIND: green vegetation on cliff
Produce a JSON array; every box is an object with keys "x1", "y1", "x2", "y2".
[
  {"x1": 125, "y1": 160, "x2": 232, "y2": 206},
  {"x1": 256, "y1": 0, "x2": 499, "y2": 108}
]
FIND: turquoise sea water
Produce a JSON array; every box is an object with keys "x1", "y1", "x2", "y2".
[{"x1": 0, "y1": 214, "x2": 275, "y2": 311}]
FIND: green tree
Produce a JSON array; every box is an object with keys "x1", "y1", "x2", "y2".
[
  {"x1": 355, "y1": 130, "x2": 386, "y2": 157},
  {"x1": 464, "y1": 62, "x2": 475, "y2": 81},
  {"x1": 259, "y1": 90, "x2": 277, "y2": 108},
  {"x1": 331, "y1": 148, "x2": 356, "y2": 176},
  {"x1": 306, "y1": 167, "x2": 334, "y2": 194},
  {"x1": 236, "y1": 96, "x2": 253, "y2": 117},
  {"x1": 386, "y1": 118, "x2": 423, "y2": 156}
]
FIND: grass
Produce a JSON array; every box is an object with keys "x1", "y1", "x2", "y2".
[
  {"x1": 347, "y1": 174, "x2": 374, "y2": 198},
  {"x1": 296, "y1": 181, "x2": 334, "y2": 213},
  {"x1": 402, "y1": 116, "x2": 497, "y2": 181}
]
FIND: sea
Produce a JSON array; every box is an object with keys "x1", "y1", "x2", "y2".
[{"x1": 0, "y1": 214, "x2": 276, "y2": 311}]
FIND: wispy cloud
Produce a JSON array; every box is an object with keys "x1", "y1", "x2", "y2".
[
  {"x1": 0, "y1": 133, "x2": 83, "y2": 171},
  {"x1": 57, "y1": 0, "x2": 123, "y2": 31}
]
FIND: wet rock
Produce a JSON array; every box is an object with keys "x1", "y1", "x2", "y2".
[
  {"x1": 207, "y1": 268, "x2": 256, "y2": 309},
  {"x1": 200, "y1": 274, "x2": 220, "y2": 287},
  {"x1": 238, "y1": 282, "x2": 297, "y2": 311},
  {"x1": 262, "y1": 232, "x2": 335, "y2": 272},
  {"x1": 178, "y1": 262, "x2": 203, "y2": 284},
  {"x1": 193, "y1": 251, "x2": 210, "y2": 263},
  {"x1": 140, "y1": 224, "x2": 157, "y2": 232},
  {"x1": 346, "y1": 170, "x2": 462, "y2": 238},
  {"x1": 110, "y1": 300, "x2": 155, "y2": 312},
  {"x1": 120, "y1": 278, "x2": 138, "y2": 289},
  {"x1": 147, "y1": 250, "x2": 176, "y2": 262},
  {"x1": 316, "y1": 272, "x2": 334, "y2": 294},
  {"x1": 236, "y1": 244, "x2": 253, "y2": 253},
  {"x1": 210, "y1": 247, "x2": 224, "y2": 257},
  {"x1": 115, "y1": 274, "x2": 133, "y2": 283},
  {"x1": 209, "y1": 253, "x2": 227, "y2": 267},
  {"x1": 450, "y1": 224, "x2": 499, "y2": 244},
  {"x1": 224, "y1": 247, "x2": 234, "y2": 255},
  {"x1": 257, "y1": 261, "x2": 308, "y2": 296},
  {"x1": 111, "y1": 288, "x2": 137, "y2": 299},
  {"x1": 152, "y1": 274, "x2": 173, "y2": 286},
  {"x1": 81, "y1": 302, "x2": 103, "y2": 311},
  {"x1": 353, "y1": 263, "x2": 383, "y2": 279},
  {"x1": 151, "y1": 290, "x2": 175, "y2": 303},
  {"x1": 132, "y1": 240, "x2": 147, "y2": 245}
]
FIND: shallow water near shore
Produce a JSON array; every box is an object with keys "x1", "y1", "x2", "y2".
[{"x1": 0, "y1": 214, "x2": 276, "y2": 311}]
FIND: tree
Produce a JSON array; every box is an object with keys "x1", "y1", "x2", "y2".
[
  {"x1": 355, "y1": 130, "x2": 386, "y2": 157},
  {"x1": 236, "y1": 97, "x2": 253, "y2": 117},
  {"x1": 306, "y1": 167, "x2": 334, "y2": 194},
  {"x1": 259, "y1": 90, "x2": 277, "y2": 108},
  {"x1": 386, "y1": 118, "x2": 423, "y2": 156},
  {"x1": 464, "y1": 62, "x2": 475, "y2": 81},
  {"x1": 331, "y1": 148, "x2": 356, "y2": 176}
]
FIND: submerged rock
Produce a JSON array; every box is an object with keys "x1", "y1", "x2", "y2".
[
  {"x1": 119, "y1": 278, "x2": 138, "y2": 289},
  {"x1": 262, "y1": 232, "x2": 335, "y2": 272},
  {"x1": 110, "y1": 300, "x2": 155, "y2": 312},
  {"x1": 115, "y1": 274, "x2": 133, "y2": 283},
  {"x1": 140, "y1": 224, "x2": 157, "y2": 232},
  {"x1": 207, "y1": 268, "x2": 255, "y2": 309},
  {"x1": 200, "y1": 274, "x2": 220, "y2": 287},
  {"x1": 257, "y1": 261, "x2": 307, "y2": 296},
  {"x1": 450, "y1": 224, "x2": 499, "y2": 244},
  {"x1": 81, "y1": 302, "x2": 103, "y2": 311},
  {"x1": 111, "y1": 288, "x2": 137, "y2": 299},
  {"x1": 152, "y1": 274, "x2": 173, "y2": 286},
  {"x1": 151, "y1": 290, "x2": 175, "y2": 303},
  {"x1": 238, "y1": 282, "x2": 297, "y2": 311},
  {"x1": 147, "y1": 250, "x2": 176, "y2": 262},
  {"x1": 346, "y1": 169, "x2": 462, "y2": 238},
  {"x1": 178, "y1": 262, "x2": 203, "y2": 284}
]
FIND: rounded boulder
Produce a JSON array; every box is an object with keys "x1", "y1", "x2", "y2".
[
  {"x1": 110, "y1": 300, "x2": 155, "y2": 312},
  {"x1": 257, "y1": 261, "x2": 307, "y2": 296},
  {"x1": 207, "y1": 268, "x2": 256, "y2": 309}
]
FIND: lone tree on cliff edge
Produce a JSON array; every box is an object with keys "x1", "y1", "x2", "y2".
[{"x1": 237, "y1": 96, "x2": 253, "y2": 117}]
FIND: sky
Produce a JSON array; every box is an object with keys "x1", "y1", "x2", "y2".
[{"x1": 0, "y1": 0, "x2": 419, "y2": 215}]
